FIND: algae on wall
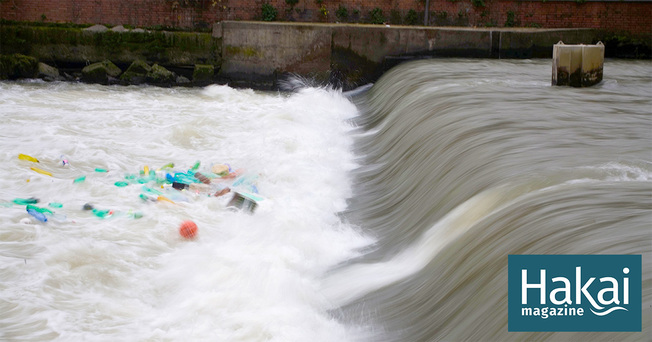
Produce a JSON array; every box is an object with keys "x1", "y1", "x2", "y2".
[{"x1": 0, "y1": 24, "x2": 221, "y2": 69}]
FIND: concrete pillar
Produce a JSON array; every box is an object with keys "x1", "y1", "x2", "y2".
[{"x1": 552, "y1": 41, "x2": 604, "y2": 87}]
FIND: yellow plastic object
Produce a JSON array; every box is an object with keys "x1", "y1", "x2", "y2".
[
  {"x1": 18, "y1": 154, "x2": 39, "y2": 163},
  {"x1": 157, "y1": 195, "x2": 175, "y2": 204},
  {"x1": 31, "y1": 167, "x2": 52, "y2": 177}
]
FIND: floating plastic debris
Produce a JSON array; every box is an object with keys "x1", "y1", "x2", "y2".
[
  {"x1": 13, "y1": 198, "x2": 39, "y2": 205},
  {"x1": 31, "y1": 167, "x2": 52, "y2": 177},
  {"x1": 26, "y1": 208, "x2": 47, "y2": 222},
  {"x1": 18, "y1": 153, "x2": 39, "y2": 163}
]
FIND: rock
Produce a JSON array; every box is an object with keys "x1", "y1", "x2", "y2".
[
  {"x1": 81, "y1": 60, "x2": 122, "y2": 84},
  {"x1": 0, "y1": 54, "x2": 39, "y2": 80},
  {"x1": 120, "y1": 59, "x2": 151, "y2": 85},
  {"x1": 125, "y1": 59, "x2": 151, "y2": 75},
  {"x1": 176, "y1": 75, "x2": 191, "y2": 85},
  {"x1": 110, "y1": 25, "x2": 128, "y2": 32},
  {"x1": 63, "y1": 72, "x2": 77, "y2": 81},
  {"x1": 37, "y1": 62, "x2": 60, "y2": 81},
  {"x1": 146, "y1": 64, "x2": 176, "y2": 86},
  {"x1": 0, "y1": 55, "x2": 11, "y2": 80},
  {"x1": 132, "y1": 28, "x2": 145, "y2": 33},
  {"x1": 192, "y1": 64, "x2": 214, "y2": 86},
  {"x1": 84, "y1": 24, "x2": 108, "y2": 32}
]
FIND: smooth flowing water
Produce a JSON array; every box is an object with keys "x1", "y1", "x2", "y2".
[{"x1": 0, "y1": 58, "x2": 650, "y2": 341}]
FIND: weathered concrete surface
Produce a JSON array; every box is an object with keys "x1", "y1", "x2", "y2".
[
  {"x1": 1, "y1": 21, "x2": 607, "y2": 90},
  {"x1": 552, "y1": 42, "x2": 604, "y2": 87},
  {"x1": 215, "y1": 21, "x2": 603, "y2": 89},
  {"x1": 0, "y1": 25, "x2": 221, "y2": 71},
  {"x1": 216, "y1": 21, "x2": 332, "y2": 88}
]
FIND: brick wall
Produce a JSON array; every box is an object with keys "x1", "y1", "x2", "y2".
[{"x1": 1, "y1": 0, "x2": 650, "y2": 36}]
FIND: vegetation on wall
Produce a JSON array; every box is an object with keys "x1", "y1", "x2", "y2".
[
  {"x1": 261, "y1": 3, "x2": 277, "y2": 21},
  {"x1": 369, "y1": 8, "x2": 386, "y2": 24},
  {"x1": 505, "y1": 10, "x2": 516, "y2": 27},
  {"x1": 404, "y1": 9, "x2": 419, "y2": 25},
  {"x1": 335, "y1": 5, "x2": 348, "y2": 21}
]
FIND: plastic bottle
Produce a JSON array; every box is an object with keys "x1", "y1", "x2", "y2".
[
  {"x1": 26, "y1": 208, "x2": 47, "y2": 222},
  {"x1": 159, "y1": 162, "x2": 175, "y2": 170},
  {"x1": 13, "y1": 198, "x2": 39, "y2": 205},
  {"x1": 18, "y1": 154, "x2": 39, "y2": 163},
  {"x1": 189, "y1": 183, "x2": 211, "y2": 193},
  {"x1": 91, "y1": 208, "x2": 112, "y2": 218},
  {"x1": 31, "y1": 167, "x2": 53, "y2": 177},
  {"x1": 26, "y1": 204, "x2": 53, "y2": 215},
  {"x1": 194, "y1": 172, "x2": 211, "y2": 184}
]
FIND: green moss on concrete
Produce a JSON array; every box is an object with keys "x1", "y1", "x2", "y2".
[
  {"x1": 120, "y1": 59, "x2": 151, "y2": 84},
  {"x1": 330, "y1": 47, "x2": 379, "y2": 89},
  {"x1": 225, "y1": 45, "x2": 261, "y2": 58},
  {"x1": 0, "y1": 24, "x2": 222, "y2": 67},
  {"x1": 146, "y1": 63, "x2": 176, "y2": 86},
  {"x1": 0, "y1": 53, "x2": 38, "y2": 80},
  {"x1": 192, "y1": 64, "x2": 215, "y2": 85},
  {"x1": 81, "y1": 60, "x2": 122, "y2": 84},
  {"x1": 37, "y1": 62, "x2": 60, "y2": 80}
]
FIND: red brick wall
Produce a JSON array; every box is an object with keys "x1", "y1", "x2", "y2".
[{"x1": 1, "y1": 0, "x2": 650, "y2": 36}]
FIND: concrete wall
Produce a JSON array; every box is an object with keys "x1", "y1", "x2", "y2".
[
  {"x1": 0, "y1": 21, "x2": 628, "y2": 90},
  {"x1": 215, "y1": 21, "x2": 601, "y2": 89},
  {"x1": 0, "y1": 25, "x2": 220, "y2": 71}
]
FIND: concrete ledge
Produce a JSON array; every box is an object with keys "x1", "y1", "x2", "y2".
[
  {"x1": 1, "y1": 21, "x2": 609, "y2": 90},
  {"x1": 215, "y1": 21, "x2": 602, "y2": 89}
]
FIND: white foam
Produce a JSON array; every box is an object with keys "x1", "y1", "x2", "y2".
[{"x1": 0, "y1": 82, "x2": 371, "y2": 341}]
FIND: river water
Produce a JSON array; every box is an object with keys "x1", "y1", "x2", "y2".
[{"x1": 0, "y1": 59, "x2": 650, "y2": 341}]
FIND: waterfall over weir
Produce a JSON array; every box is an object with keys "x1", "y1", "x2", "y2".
[
  {"x1": 323, "y1": 59, "x2": 651, "y2": 341},
  {"x1": 0, "y1": 59, "x2": 649, "y2": 342}
]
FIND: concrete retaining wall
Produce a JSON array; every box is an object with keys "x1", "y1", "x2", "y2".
[
  {"x1": 0, "y1": 21, "x2": 612, "y2": 90},
  {"x1": 215, "y1": 21, "x2": 601, "y2": 89}
]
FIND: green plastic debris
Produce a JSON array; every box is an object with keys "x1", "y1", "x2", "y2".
[
  {"x1": 160, "y1": 162, "x2": 174, "y2": 170},
  {"x1": 91, "y1": 208, "x2": 111, "y2": 218},
  {"x1": 26, "y1": 204, "x2": 53, "y2": 215},
  {"x1": 190, "y1": 161, "x2": 200, "y2": 171},
  {"x1": 129, "y1": 211, "x2": 144, "y2": 219},
  {"x1": 141, "y1": 186, "x2": 162, "y2": 195},
  {"x1": 115, "y1": 181, "x2": 129, "y2": 187},
  {"x1": 73, "y1": 176, "x2": 86, "y2": 183},
  {"x1": 12, "y1": 198, "x2": 39, "y2": 205},
  {"x1": 48, "y1": 202, "x2": 63, "y2": 208},
  {"x1": 95, "y1": 168, "x2": 108, "y2": 173}
]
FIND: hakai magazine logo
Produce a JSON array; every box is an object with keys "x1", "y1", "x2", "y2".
[{"x1": 508, "y1": 255, "x2": 642, "y2": 332}]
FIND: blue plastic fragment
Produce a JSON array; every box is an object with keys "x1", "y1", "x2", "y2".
[{"x1": 27, "y1": 208, "x2": 47, "y2": 222}]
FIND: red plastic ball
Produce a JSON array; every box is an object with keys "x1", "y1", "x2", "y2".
[{"x1": 179, "y1": 220, "x2": 198, "y2": 239}]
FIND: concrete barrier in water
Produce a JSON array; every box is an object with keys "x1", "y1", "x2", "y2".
[{"x1": 552, "y1": 41, "x2": 604, "y2": 87}]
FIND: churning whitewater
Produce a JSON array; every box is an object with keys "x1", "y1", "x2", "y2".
[
  {"x1": 0, "y1": 83, "x2": 371, "y2": 341},
  {"x1": 1, "y1": 58, "x2": 651, "y2": 342}
]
